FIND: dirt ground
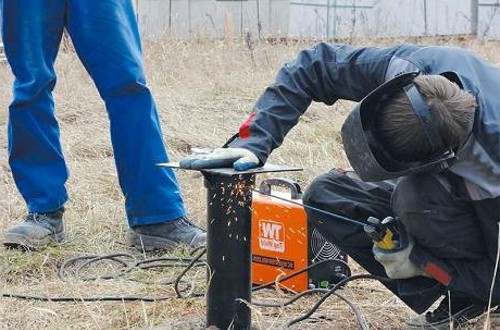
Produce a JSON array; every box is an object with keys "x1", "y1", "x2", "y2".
[{"x1": 0, "y1": 36, "x2": 499, "y2": 329}]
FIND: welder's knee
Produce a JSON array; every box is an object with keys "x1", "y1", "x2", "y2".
[
  {"x1": 303, "y1": 170, "x2": 361, "y2": 221},
  {"x1": 302, "y1": 170, "x2": 344, "y2": 206},
  {"x1": 392, "y1": 174, "x2": 438, "y2": 233},
  {"x1": 392, "y1": 174, "x2": 484, "y2": 258},
  {"x1": 303, "y1": 169, "x2": 392, "y2": 248},
  {"x1": 303, "y1": 170, "x2": 362, "y2": 244}
]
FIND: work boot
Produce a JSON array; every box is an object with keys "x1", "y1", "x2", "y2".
[
  {"x1": 3, "y1": 208, "x2": 65, "y2": 249},
  {"x1": 405, "y1": 293, "x2": 493, "y2": 329},
  {"x1": 126, "y1": 216, "x2": 206, "y2": 252}
]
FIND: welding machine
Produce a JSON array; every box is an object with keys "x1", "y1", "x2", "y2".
[{"x1": 251, "y1": 178, "x2": 351, "y2": 292}]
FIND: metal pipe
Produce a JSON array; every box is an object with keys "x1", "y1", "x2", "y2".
[
  {"x1": 203, "y1": 171, "x2": 255, "y2": 330},
  {"x1": 156, "y1": 162, "x2": 301, "y2": 329}
]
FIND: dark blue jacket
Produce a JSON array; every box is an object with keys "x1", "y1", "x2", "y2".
[{"x1": 231, "y1": 43, "x2": 500, "y2": 203}]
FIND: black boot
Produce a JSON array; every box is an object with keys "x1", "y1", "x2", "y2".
[
  {"x1": 126, "y1": 216, "x2": 206, "y2": 252},
  {"x1": 3, "y1": 207, "x2": 65, "y2": 249}
]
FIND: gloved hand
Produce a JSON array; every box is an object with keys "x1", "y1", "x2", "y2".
[
  {"x1": 179, "y1": 148, "x2": 260, "y2": 171},
  {"x1": 373, "y1": 240, "x2": 428, "y2": 279}
]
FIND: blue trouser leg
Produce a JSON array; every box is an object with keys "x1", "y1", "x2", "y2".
[
  {"x1": 65, "y1": 0, "x2": 185, "y2": 226},
  {"x1": 3, "y1": 0, "x2": 186, "y2": 225},
  {"x1": 2, "y1": 0, "x2": 69, "y2": 213}
]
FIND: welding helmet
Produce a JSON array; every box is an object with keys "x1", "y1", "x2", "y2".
[{"x1": 341, "y1": 72, "x2": 456, "y2": 182}]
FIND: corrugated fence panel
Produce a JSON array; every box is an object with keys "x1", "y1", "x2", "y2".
[
  {"x1": 134, "y1": 0, "x2": 500, "y2": 39},
  {"x1": 136, "y1": 0, "x2": 289, "y2": 39},
  {"x1": 478, "y1": 3, "x2": 500, "y2": 39},
  {"x1": 288, "y1": 0, "x2": 472, "y2": 39}
]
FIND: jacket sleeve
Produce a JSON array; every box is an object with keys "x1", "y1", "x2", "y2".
[{"x1": 230, "y1": 42, "x2": 400, "y2": 164}]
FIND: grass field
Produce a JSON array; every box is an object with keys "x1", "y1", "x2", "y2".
[{"x1": 0, "y1": 36, "x2": 499, "y2": 329}]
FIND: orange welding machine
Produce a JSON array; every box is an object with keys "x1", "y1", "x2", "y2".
[{"x1": 251, "y1": 178, "x2": 351, "y2": 292}]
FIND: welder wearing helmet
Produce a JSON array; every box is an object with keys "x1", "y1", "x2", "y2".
[
  {"x1": 2, "y1": 0, "x2": 206, "y2": 251},
  {"x1": 180, "y1": 43, "x2": 500, "y2": 329}
]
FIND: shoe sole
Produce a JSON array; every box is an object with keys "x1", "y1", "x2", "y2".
[
  {"x1": 3, "y1": 232, "x2": 64, "y2": 250},
  {"x1": 126, "y1": 230, "x2": 180, "y2": 253}
]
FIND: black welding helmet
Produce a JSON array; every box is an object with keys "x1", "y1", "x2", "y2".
[{"x1": 341, "y1": 72, "x2": 457, "y2": 182}]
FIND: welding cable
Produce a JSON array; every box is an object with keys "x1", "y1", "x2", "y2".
[
  {"x1": 2, "y1": 250, "x2": 207, "y2": 302},
  {"x1": 253, "y1": 287, "x2": 336, "y2": 307},
  {"x1": 252, "y1": 288, "x2": 368, "y2": 330},
  {"x1": 250, "y1": 260, "x2": 367, "y2": 329},
  {"x1": 283, "y1": 290, "x2": 369, "y2": 330},
  {"x1": 285, "y1": 273, "x2": 389, "y2": 329},
  {"x1": 0, "y1": 292, "x2": 173, "y2": 302},
  {"x1": 252, "y1": 258, "x2": 350, "y2": 292},
  {"x1": 173, "y1": 247, "x2": 207, "y2": 298},
  {"x1": 59, "y1": 253, "x2": 137, "y2": 281}
]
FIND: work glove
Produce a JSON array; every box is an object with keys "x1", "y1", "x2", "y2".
[
  {"x1": 373, "y1": 240, "x2": 429, "y2": 279},
  {"x1": 179, "y1": 147, "x2": 260, "y2": 171}
]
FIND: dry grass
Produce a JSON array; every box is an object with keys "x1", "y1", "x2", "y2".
[{"x1": 0, "y1": 35, "x2": 499, "y2": 329}]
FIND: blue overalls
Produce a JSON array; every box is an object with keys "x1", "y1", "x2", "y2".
[{"x1": 2, "y1": 0, "x2": 185, "y2": 226}]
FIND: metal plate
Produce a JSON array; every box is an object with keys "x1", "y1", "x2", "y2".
[{"x1": 157, "y1": 162, "x2": 302, "y2": 176}]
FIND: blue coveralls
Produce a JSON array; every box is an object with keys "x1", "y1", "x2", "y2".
[{"x1": 2, "y1": 0, "x2": 185, "y2": 226}]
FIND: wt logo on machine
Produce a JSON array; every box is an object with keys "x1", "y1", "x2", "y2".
[{"x1": 259, "y1": 220, "x2": 285, "y2": 252}]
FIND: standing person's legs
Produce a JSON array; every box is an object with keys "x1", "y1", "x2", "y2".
[
  {"x1": 2, "y1": 0, "x2": 68, "y2": 249},
  {"x1": 2, "y1": 0, "x2": 68, "y2": 212},
  {"x1": 65, "y1": 0, "x2": 204, "y2": 251},
  {"x1": 302, "y1": 169, "x2": 444, "y2": 314},
  {"x1": 65, "y1": 0, "x2": 184, "y2": 225}
]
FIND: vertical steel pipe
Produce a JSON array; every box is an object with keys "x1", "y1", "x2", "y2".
[
  {"x1": 203, "y1": 171, "x2": 255, "y2": 330},
  {"x1": 156, "y1": 162, "x2": 301, "y2": 329}
]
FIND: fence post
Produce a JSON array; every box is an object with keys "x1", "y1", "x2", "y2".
[
  {"x1": 225, "y1": 13, "x2": 234, "y2": 41},
  {"x1": 471, "y1": 0, "x2": 479, "y2": 36}
]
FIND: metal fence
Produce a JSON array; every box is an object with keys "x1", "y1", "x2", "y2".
[
  {"x1": 134, "y1": 0, "x2": 500, "y2": 39},
  {"x1": 134, "y1": 0, "x2": 289, "y2": 39},
  {"x1": 289, "y1": 0, "x2": 500, "y2": 39}
]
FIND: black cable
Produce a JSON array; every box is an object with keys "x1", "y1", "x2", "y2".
[
  {"x1": 252, "y1": 287, "x2": 332, "y2": 307},
  {"x1": 285, "y1": 274, "x2": 388, "y2": 329},
  {"x1": 252, "y1": 258, "x2": 350, "y2": 292},
  {"x1": 1, "y1": 293, "x2": 173, "y2": 302},
  {"x1": 248, "y1": 259, "x2": 371, "y2": 330},
  {"x1": 3, "y1": 249, "x2": 390, "y2": 329},
  {"x1": 174, "y1": 247, "x2": 207, "y2": 298},
  {"x1": 221, "y1": 133, "x2": 240, "y2": 148},
  {"x1": 4, "y1": 249, "x2": 208, "y2": 302},
  {"x1": 61, "y1": 253, "x2": 137, "y2": 281},
  {"x1": 252, "y1": 288, "x2": 368, "y2": 328},
  {"x1": 2, "y1": 188, "x2": 389, "y2": 329}
]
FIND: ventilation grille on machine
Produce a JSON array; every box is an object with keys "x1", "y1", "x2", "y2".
[{"x1": 310, "y1": 227, "x2": 343, "y2": 262}]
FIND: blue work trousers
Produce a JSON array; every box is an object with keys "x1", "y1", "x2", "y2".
[{"x1": 2, "y1": 0, "x2": 185, "y2": 226}]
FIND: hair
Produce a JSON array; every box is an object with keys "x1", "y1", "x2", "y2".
[{"x1": 374, "y1": 75, "x2": 477, "y2": 162}]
